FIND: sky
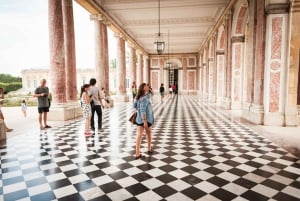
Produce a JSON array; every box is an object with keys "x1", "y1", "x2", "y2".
[{"x1": 0, "y1": 0, "x2": 116, "y2": 76}]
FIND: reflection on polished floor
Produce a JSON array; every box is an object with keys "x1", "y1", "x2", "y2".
[{"x1": 0, "y1": 95, "x2": 299, "y2": 201}]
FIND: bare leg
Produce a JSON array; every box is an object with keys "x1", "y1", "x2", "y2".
[
  {"x1": 38, "y1": 113, "x2": 43, "y2": 127},
  {"x1": 135, "y1": 126, "x2": 144, "y2": 156},
  {"x1": 145, "y1": 126, "x2": 152, "y2": 151},
  {"x1": 43, "y1": 112, "x2": 47, "y2": 126},
  {"x1": 85, "y1": 116, "x2": 90, "y2": 132}
]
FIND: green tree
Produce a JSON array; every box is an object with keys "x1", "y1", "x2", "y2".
[{"x1": 0, "y1": 74, "x2": 22, "y2": 83}]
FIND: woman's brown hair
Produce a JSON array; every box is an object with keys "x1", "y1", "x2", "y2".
[{"x1": 135, "y1": 83, "x2": 146, "y2": 100}]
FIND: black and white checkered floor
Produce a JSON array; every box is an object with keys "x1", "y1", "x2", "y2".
[{"x1": 1, "y1": 95, "x2": 300, "y2": 201}]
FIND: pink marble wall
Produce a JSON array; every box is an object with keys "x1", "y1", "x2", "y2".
[
  {"x1": 217, "y1": 55, "x2": 224, "y2": 97},
  {"x1": 188, "y1": 71, "x2": 195, "y2": 90},
  {"x1": 151, "y1": 71, "x2": 159, "y2": 90},
  {"x1": 183, "y1": 58, "x2": 187, "y2": 90},
  {"x1": 203, "y1": 66, "x2": 207, "y2": 94},
  {"x1": 233, "y1": 44, "x2": 242, "y2": 102},
  {"x1": 208, "y1": 61, "x2": 214, "y2": 95},
  {"x1": 269, "y1": 17, "x2": 283, "y2": 112},
  {"x1": 219, "y1": 30, "x2": 225, "y2": 50},
  {"x1": 236, "y1": 6, "x2": 248, "y2": 35}
]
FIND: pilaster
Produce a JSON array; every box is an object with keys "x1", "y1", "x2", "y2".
[{"x1": 264, "y1": 1, "x2": 290, "y2": 125}]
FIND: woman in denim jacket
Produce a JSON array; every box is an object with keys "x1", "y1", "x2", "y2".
[{"x1": 133, "y1": 83, "x2": 154, "y2": 159}]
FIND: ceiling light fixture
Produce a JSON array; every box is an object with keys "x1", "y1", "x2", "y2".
[{"x1": 154, "y1": 0, "x2": 165, "y2": 55}]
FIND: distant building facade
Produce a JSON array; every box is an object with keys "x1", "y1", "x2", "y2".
[{"x1": 21, "y1": 68, "x2": 132, "y2": 95}]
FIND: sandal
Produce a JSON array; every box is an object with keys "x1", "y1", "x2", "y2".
[
  {"x1": 147, "y1": 150, "x2": 153, "y2": 155},
  {"x1": 135, "y1": 154, "x2": 143, "y2": 160},
  {"x1": 84, "y1": 132, "x2": 92, "y2": 136}
]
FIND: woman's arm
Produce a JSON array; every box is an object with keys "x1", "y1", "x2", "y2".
[{"x1": 84, "y1": 92, "x2": 90, "y2": 103}]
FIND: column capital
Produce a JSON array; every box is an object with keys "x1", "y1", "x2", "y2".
[
  {"x1": 224, "y1": 11, "x2": 232, "y2": 20},
  {"x1": 90, "y1": 14, "x2": 111, "y2": 26},
  {"x1": 114, "y1": 32, "x2": 126, "y2": 40}
]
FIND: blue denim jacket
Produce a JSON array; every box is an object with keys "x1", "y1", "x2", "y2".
[{"x1": 134, "y1": 94, "x2": 154, "y2": 124}]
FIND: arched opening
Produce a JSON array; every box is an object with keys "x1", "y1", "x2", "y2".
[{"x1": 230, "y1": 0, "x2": 249, "y2": 109}]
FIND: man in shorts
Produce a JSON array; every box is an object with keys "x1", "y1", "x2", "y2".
[{"x1": 34, "y1": 79, "x2": 51, "y2": 130}]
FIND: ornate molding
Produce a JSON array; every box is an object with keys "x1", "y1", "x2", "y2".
[
  {"x1": 265, "y1": 3, "x2": 290, "y2": 14},
  {"x1": 291, "y1": 1, "x2": 300, "y2": 13},
  {"x1": 124, "y1": 17, "x2": 215, "y2": 26},
  {"x1": 216, "y1": 50, "x2": 225, "y2": 55},
  {"x1": 231, "y1": 36, "x2": 245, "y2": 43}
]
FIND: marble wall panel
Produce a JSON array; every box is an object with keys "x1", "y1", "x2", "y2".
[
  {"x1": 268, "y1": 17, "x2": 283, "y2": 112},
  {"x1": 151, "y1": 71, "x2": 159, "y2": 90},
  {"x1": 217, "y1": 55, "x2": 225, "y2": 97},
  {"x1": 188, "y1": 71, "x2": 196, "y2": 90},
  {"x1": 236, "y1": 6, "x2": 248, "y2": 35},
  {"x1": 232, "y1": 44, "x2": 242, "y2": 102}
]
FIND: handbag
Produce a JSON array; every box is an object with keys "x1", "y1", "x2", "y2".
[{"x1": 129, "y1": 111, "x2": 137, "y2": 124}]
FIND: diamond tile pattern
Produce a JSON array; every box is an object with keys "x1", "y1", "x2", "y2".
[{"x1": 0, "y1": 95, "x2": 299, "y2": 201}]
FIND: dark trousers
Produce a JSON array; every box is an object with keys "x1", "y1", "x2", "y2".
[{"x1": 91, "y1": 105, "x2": 102, "y2": 129}]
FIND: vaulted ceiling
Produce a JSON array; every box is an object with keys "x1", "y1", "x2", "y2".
[{"x1": 76, "y1": 0, "x2": 230, "y2": 55}]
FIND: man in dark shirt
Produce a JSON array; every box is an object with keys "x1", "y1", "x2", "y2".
[{"x1": 34, "y1": 79, "x2": 51, "y2": 130}]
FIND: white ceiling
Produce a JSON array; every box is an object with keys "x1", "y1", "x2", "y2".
[{"x1": 89, "y1": 0, "x2": 229, "y2": 55}]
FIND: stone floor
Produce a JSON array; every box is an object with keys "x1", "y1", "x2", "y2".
[{"x1": 0, "y1": 95, "x2": 300, "y2": 201}]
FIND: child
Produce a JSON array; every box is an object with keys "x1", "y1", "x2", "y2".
[{"x1": 21, "y1": 100, "x2": 27, "y2": 117}]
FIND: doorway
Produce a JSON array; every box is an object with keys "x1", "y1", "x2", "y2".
[{"x1": 168, "y1": 68, "x2": 178, "y2": 93}]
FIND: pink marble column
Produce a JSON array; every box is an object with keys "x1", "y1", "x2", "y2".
[
  {"x1": 245, "y1": 2, "x2": 255, "y2": 105},
  {"x1": 94, "y1": 17, "x2": 109, "y2": 92},
  {"x1": 129, "y1": 46, "x2": 137, "y2": 84},
  {"x1": 212, "y1": 35, "x2": 217, "y2": 100},
  {"x1": 143, "y1": 56, "x2": 149, "y2": 83},
  {"x1": 137, "y1": 53, "x2": 143, "y2": 86},
  {"x1": 115, "y1": 35, "x2": 126, "y2": 95},
  {"x1": 253, "y1": 0, "x2": 265, "y2": 106},
  {"x1": 182, "y1": 58, "x2": 187, "y2": 90},
  {"x1": 62, "y1": 0, "x2": 77, "y2": 101},
  {"x1": 48, "y1": 0, "x2": 66, "y2": 103},
  {"x1": 224, "y1": 12, "x2": 232, "y2": 107}
]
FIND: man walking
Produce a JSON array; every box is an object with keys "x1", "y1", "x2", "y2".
[
  {"x1": 34, "y1": 79, "x2": 51, "y2": 130},
  {"x1": 89, "y1": 78, "x2": 104, "y2": 131}
]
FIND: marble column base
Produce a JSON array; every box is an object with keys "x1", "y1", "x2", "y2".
[
  {"x1": 208, "y1": 94, "x2": 216, "y2": 103},
  {"x1": 220, "y1": 97, "x2": 232, "y2": 110},
  {"x1": 216, "y1": 97, "x2": 225, "y2": 106},
  {"x1": 242, "y1": 103, "x2": 264, "y2": 125},
  {"x1": 112, "y1": 94, "x2": 129, "y2": 103},
  {"x1": 231, "y1": 101, "x2": 242, "y2": 110},
  {"x1": 264, "y1": 113, "x2": 285, "y2": 126},
  {"x1": 284, "y1": 106, "x2": 299, "y2": 126},
  {"x1": 48, "y1": 101, "x2": 82, "y2": 121},
  {"x1": 197, "y1": 91, "x2": 203, "y2": 99},
  {"x1": 0, "y1": 119, "x2": 6, "y2": 141}
]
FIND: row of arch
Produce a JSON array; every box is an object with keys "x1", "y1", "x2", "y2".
[{"x1": 197, "y1": 0, "x2": 300, "y2": 126}]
